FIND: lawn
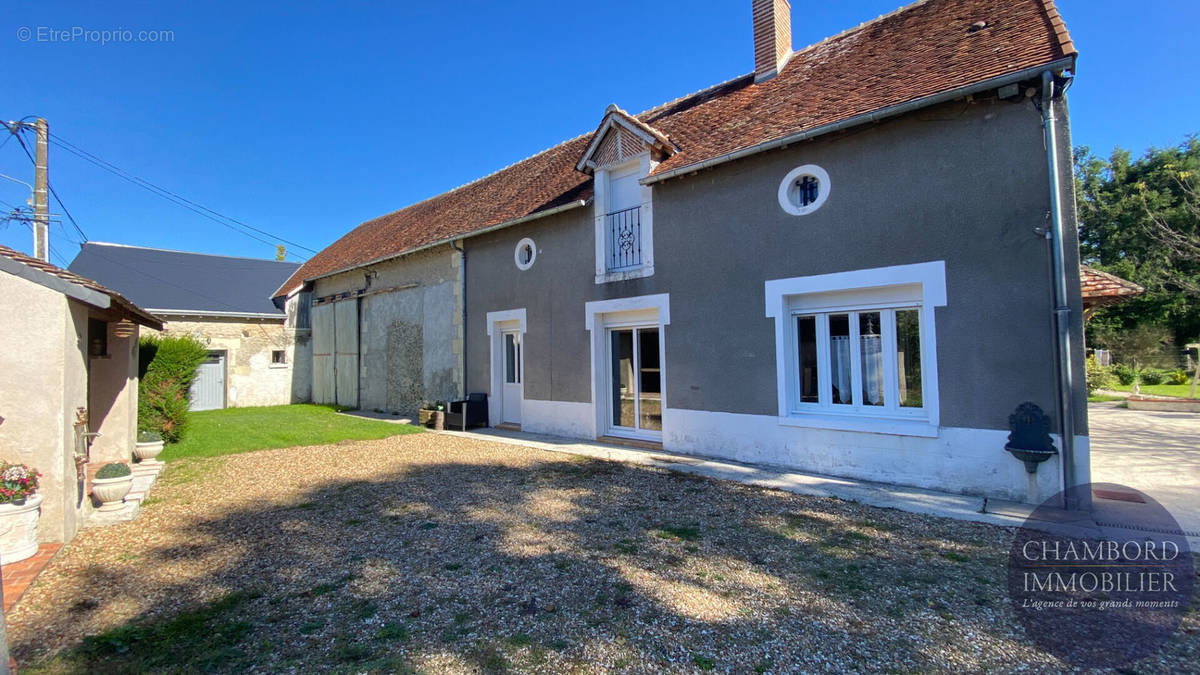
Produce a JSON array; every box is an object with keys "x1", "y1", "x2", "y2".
[
  {"x1": 1108, "y1": 382, "x2": 1197, "y2": 399},
  {"x1": 161, "y1": 404, "x2": 421, "y2": 461},
  {"x1": 11, "y1": 435, "x2": 1198, "y2": 672}
]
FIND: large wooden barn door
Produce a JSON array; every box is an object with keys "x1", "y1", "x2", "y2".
[
  {"x1": 311, "y1": 303, "x2": 336, "y2": 404},
  {"x1": 334, "y1": 299, "x2": 360, "y2": 408}
]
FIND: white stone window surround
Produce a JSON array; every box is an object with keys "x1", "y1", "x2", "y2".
[
  {"x1": 584, "y1": 293, "x2": 670, "y2": 438},
  {"x1": 778, "y1": 164, "x2": 831, "y2": 216},
  {"x1": 765, "y1": 261, "x2": 946, "y2": 437},
  {"x1": 594, "y1": 153, "x2": 655, "y2": 284},
  {"x1": 486, "y1": 308, "x2": 528, "y2": 427},
  {"x1": 514, "y1": 237, "x2": 537, "y2": 270}
]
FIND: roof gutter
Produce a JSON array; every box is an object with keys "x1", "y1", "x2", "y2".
[
  {"x1": 642, "y1": 57, "x2": 1077, "y2": 185},
  {"x1": 299, "y1": 198, "x2": 589, "y2": 286},
  {"x1": 148, "y1": 309, "x2": 287, "y2": 320}
]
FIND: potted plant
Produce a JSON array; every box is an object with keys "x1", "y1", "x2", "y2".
[
  {"x1": 92, "y1": 462, "x2": 133, "y2": 511},
  {"x1": 134, "y1": 430, "x2": 165, "y2": 464},
  {"x1": 419, "y1": 401, "x2": 447, "y2": 429},
  {"x1": 417, "y1": 402, "x2": 435, "y2": 426},
  {"x1": 430, "y1": 401, "x2": 447, "y2": 430},
  {"x1": 0, "y1": 462, "x2": 42, "y2": 563}
]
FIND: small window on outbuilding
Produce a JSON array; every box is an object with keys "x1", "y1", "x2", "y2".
[
  {"x1": 88, "y1": 318, "x2": 109, "y2": 358},
  {"x1": 271, "y1": 350, "x2": 287, "y2": 365}
]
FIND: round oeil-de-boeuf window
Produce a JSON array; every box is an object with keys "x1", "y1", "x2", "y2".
[
  {"x1": 514, "y1": 238, "x2": 537, "y2": 270},
  {"x1": 778, "y1": 164, "x2": 830, "y2": 216}
]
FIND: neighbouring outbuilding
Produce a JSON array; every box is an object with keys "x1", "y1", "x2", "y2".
[
  {"x1": 0, "y1": 245, "x2": 161, "y2": 554},
  {"x1": 69, "y1": 242, "x2": 308, "y2": 410}
]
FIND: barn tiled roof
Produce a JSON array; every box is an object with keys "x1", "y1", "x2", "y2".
[
  {"x1": 1080, "y1": 266, "x2": 1144, "y2": 309},
  {"x1": 276, "y1": 0, "x2": 1076, "y2": 297},
  {"x1": 0, "y1": 245, "x2": 162, "y2": 328}
]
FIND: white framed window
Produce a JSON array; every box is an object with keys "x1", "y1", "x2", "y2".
[
  {"x1": 766, "y1": 262, "x2": 946, "y2": 437},
  {"x1": 778, "y1": 164, "x2": 830, "y2": 216},
  {"x1": 514, "y1": 237, "x2": 537, "y2": 270},
  {"x1": 593, "y1": 154, "x2": 655, "y2": 283},
  {"x1": 791, "y1": 304, "x2": 924, "y2": 413}
]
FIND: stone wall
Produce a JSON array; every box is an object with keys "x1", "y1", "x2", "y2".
[
  {"x1": 308, "y1": 243, "x2": 463, "y2": 414},
  {"x1": 153, "y1": 317, "x2": 296, "y2": 408}
]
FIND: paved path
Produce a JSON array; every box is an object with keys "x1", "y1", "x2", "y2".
[{"x1": 1088, "y1": 402, "x2": 1200, "y2": 537}]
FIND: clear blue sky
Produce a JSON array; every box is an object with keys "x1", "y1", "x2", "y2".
[{"x1": 0, "y1": 1, "x2": 1196, "y2": 267}]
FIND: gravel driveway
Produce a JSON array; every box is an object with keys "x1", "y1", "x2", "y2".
[{"x1": 10, "y1": 433, "x2": 1199, "y2": 673}]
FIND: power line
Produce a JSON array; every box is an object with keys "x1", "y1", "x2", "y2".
[
  {"x1": 6, "y1": 123, "x2": 90, "y2": 243},
  {"x1": 15, "y1": 219, "x2": 70, "y2": 267},
  {"x1": 47, "y1": 131, "x2": 317, "y2": 258}
]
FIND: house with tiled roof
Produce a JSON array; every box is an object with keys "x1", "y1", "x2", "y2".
[
  {"x1": 278, "y1": 0, "x2": 1089, "y2": 504},
  {"x1": 0, "y1": 245, "x2": 162, "y2": 556}
]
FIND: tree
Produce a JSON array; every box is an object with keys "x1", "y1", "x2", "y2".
[
  {"x1": 1075, "y1": 136, "x2": 1200, "y2": 346},
  {"x1": 138, "y1": 335, "x2": 208, "y2": 443}
]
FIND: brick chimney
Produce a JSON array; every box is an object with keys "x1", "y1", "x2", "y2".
[{"x1": 753, "y1": 0, "x2": 792, "y2": 83}]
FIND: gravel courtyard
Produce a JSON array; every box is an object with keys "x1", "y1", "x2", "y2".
[{"x1": 11, "y1": 433, "x2": 1199, "y2": 673}]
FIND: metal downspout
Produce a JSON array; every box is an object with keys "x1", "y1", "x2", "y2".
[
  {"x1": 1041, "y1": 70, "x2": 1077, "y2": 510},
  {"x1": 452, "y1": 239, "x2": 467, "y2": 398}
]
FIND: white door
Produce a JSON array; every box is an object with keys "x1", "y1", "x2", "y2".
[
  {"x1": 501, "y1": 330, "x2": 522, "y2": 425},
  {"x1": 607, "y1": 326, "x2": 662, "y2": 439},
  {"x1": 189, "y1": 351, "x2": 226, "y2": 411}
]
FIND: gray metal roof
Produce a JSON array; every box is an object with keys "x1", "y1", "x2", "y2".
[{"x1": 68, "y1": 242, "x2": 301, "y2": 317}]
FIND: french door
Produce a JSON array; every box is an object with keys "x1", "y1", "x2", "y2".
[{"x1": 607, "y1": 326, "x2": 662, "y2": 439}]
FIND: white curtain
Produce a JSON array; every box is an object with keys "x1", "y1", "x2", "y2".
[
  {"x1": 861, "y1": 335, "x2": 883, "y2": 405},
  {"x1": 830, "y1": 336, "x2": 851, "y2": 403}
]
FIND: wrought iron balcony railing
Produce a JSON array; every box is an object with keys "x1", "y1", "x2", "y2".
[{"x1": 605, "y1": 205, "x2": 642, "y2": 271}]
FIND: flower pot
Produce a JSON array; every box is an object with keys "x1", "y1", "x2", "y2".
[
  {"x1": 0, "y1": 493, "x2": 42, "y2": 563},
  {"x1": 134, "y1": 440, "x2": 165, "y2": 464},
  {"x1": 430, "y1": 410, "x2": 445, "y2": 431},
  {"x1": 418, "y1": 409, "x2": 434, "y2": 425},
  {"x1": 92, "y1": 475, "x2": 133, "y2": 511}
]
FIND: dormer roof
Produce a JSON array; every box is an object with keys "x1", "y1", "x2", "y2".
[{"x1": 575, "y1": 104, "x2": 678, "y2": 174}]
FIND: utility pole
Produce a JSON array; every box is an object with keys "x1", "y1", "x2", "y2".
[{"x1": 33, "y1": 118, "x2": 49, "y2": 262}]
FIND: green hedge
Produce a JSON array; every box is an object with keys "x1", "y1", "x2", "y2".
[{"x1": 138, "y1": 335, "x2": 208, "y2": 443}]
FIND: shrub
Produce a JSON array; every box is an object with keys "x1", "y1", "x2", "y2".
[
  {"x1": 1138, "y1": 369, "x2": 1166, "y2": 386},
  {"x1": 1085, "y1": 356, "x2": 1115, "y2": 394},
  {"x1": 0, "y1": 462, "x2": 41, "y2": 503},
  {"x1": 1112, "y1": 363, "x2": 1138, "y2": 386},
  {"x1": 137, "y1": 430, "x2": 163, "y2": 443},
  {"x1": 138, "y1": 335, "x2": 208, "y2": 443},
  {"x1": 1168, "y1": 369, "x2": 1191, "y2": 386},
  {"x1": 95, "y1": 462, "x2": 131, "y2": 480}
]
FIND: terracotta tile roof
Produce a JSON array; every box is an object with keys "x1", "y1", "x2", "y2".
[
  {"x1": 1080, "y1": 266, "x2": 1144, "y2": 309},
  {"x1": 277, "y1": 0, "x2": 1076, "y2": 297},
  {"x1": 0, "y1": 245, "x2": 163, "y2": 329}
]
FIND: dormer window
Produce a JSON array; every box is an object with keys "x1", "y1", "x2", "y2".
[{"x1": 576, "y1": 104, "x2": 678, "y2": 284}]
